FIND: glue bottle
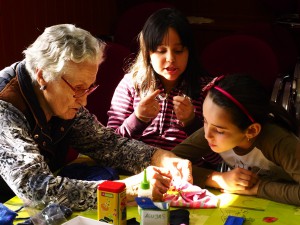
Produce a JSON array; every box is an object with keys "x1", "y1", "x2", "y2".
[
  {"x1": 138, "y1": 169, "x2": 152, "y2": 214},
  {"x1": 138, "y1": 169, "x2": 152, "y2": 198}
]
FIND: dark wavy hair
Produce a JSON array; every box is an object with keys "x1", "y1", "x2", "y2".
[
  {"x1": 130, "y1": 8, "x2": 208, "y2": 98},
  {"x1": 208, "y1": 74, "x2": 298, "y2": 134}
]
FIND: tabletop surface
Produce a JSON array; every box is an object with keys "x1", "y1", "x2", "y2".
[{"x1": 5, "y1": 189, "x2": 300, "y2": 225}]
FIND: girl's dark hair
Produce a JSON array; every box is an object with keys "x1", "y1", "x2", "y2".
[
  {"x1": 208, "y1": 74, "x2": 298, "y2": 134},
  {"x1": 141, "y1": 8, "x2": 208, "y2": 98}
]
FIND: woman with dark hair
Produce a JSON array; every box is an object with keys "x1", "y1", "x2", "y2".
[
  {"x1": 172, "y1": 74, "x2": 300, "y2": 205},
  {"x1": 107, "y1": 8, "x2": 221, "y2": 167}
]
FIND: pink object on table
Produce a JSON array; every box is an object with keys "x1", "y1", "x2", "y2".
[{"x1": 163, "y1": 181, "x2": 219, "y2": 208}]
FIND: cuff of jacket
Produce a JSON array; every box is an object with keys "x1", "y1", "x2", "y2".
[
  {"x1": 124, "y1": 112, "x2": 151, "y2": 135},
  {"x1": 183, "y1": 116, "x2": 202, "y2": 135},
  {"x1": 192, "y1": 165, "x2": 214, "y2": 188}
]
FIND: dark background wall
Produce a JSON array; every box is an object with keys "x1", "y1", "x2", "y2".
[
  {"x1": 0, "y1": 0, "x2": 116, "y2": 68},
  {"x1": 0, "y1": 0, "x2": 299, "y2": 71}
]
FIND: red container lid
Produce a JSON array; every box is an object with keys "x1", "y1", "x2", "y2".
[{"x1": 98, "y1": 181, "x2": 126, "y2": 192}]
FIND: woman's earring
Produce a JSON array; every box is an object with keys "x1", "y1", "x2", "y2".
[
  {"x1": 247, "y1": 138, "x2": 252, "y2": 142},
  {"x1": 40, "y1": 85, "x2": 46, "y2": 91}
]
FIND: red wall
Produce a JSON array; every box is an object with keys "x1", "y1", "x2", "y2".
[
  {"x1": 1, "y1": 0, "x2": 298, "y2": 71},
  {"x1": 0, "y1": 0, "x2": 116, "y2": 68}
]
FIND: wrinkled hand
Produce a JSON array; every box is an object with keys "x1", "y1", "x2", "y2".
[
  {"x1": 122, "y1": 165, "x2": 172, "y2": 203},
  {"x1": 135, "y1": 89, "x2": 161, "y2": 123},
  {"x1": 144, "y1": 166, "x2": 173, "y2": 201},
  {"x1": 169, "y1": 157, "x2": 193, "y2": 184},
  {"x1": 213, "y1": 167, "x2": 258, "y2": 191},
  {"x1": 173, "y1": 95, "x2": 195, "y2": 126},
  {"x1": 151, "y1": 149, "x2": 193, "y2": 185}
]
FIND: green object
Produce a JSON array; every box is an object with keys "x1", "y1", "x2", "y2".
[{"x1": 140, "y1": 169, "x2": 150, "y2": 190}]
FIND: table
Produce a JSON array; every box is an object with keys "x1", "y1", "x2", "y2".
[{"x1": 5, "y1": 189, "x2": 300, "y2": 225}]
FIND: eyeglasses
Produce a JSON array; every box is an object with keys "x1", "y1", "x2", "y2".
[{"x1": 61, "y1": 77, "x2": 99, "y2": 98}]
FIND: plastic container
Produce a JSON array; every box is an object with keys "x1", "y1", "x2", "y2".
[
  {"x1": 138, "y1": 169, "x2": 152, "y2": 199},
  {"x1": 138, "y1": 169, "x2": 152, "y2": 214},
  {"x1": 97, "y1": 181, "x2": 126, "y2": 225}
]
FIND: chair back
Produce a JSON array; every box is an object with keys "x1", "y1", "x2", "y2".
[
  {"x1": 235, "y1": 22, "x2": 298, "y2": 74},
  {"x1": 201, "y1": 34, "x2": 280, "y2": 94},
  {"x1": 87, "y1": 42, "x2": 132, "y2": 125}
]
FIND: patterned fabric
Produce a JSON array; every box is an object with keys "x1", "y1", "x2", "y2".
[
  {"x1": 0, "y1": 101, "x2": 156, "y2": 210},
  {"x1": 163, "y1": 181, "x2": 219, "y2": 208},
  {"x1": 107, "y1": 74, "x2": 222, "y2": 165},
  {"x1": 0, "y1": 62, "x2": 157, "y2": 211}
]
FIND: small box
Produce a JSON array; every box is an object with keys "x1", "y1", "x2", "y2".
[
  {"x1": 97, "y1": 181, "x2": 126, "y2": 225},
  {"x1": 136, "y1": 197, "x2": 170, "y2": 225},
  {"x1": 62, "y1": 216, "x2": 110, "y2": 225}
]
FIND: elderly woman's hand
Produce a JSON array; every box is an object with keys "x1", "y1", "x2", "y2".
[
  {"x1": 123, "y1": 149, "x2": 192, "y2": 203},
  {"x1": 145, "y1": 166, "x2": 172, "y2": 201},
  {"x1": 122, "y1": 165, "x2": 172, "y2": 203},
  {"x1": 151, "y1": 149, "x2": 193, "y2": 184}
]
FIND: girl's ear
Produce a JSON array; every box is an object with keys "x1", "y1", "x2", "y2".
[{"x1": 246, "y1": 123, "x2": 261, "y2": 140}]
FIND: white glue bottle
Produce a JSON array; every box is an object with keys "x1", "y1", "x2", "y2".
[{"x1": 138, "y1": 169, "x2": 152, "y2": 214}]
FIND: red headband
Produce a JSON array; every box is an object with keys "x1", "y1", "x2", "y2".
[{"x1": 202, "y1": 75, "x2": 255, "y2": 123}]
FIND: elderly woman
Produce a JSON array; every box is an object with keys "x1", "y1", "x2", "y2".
[{"x1": 0, "y1": 24, "x2": 191, "y2": 210}]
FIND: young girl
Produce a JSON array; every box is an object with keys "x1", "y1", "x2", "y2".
[
  {"x1": 172, "y1": 74, "x2": 300, "y2": 206},
  {"x1": 107, "y1": 8, "x2": 221, "y2": 167}
]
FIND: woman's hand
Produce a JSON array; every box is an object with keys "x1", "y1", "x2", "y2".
[
  {"x1": 207, "y1": 167, "x2": 259, "y2": 191},
  {"x1": 145, "y1": 166, "x2": 172, "y2": 201},
  {"x1": 122, "y1": 166, "x2": 172, "y2": 202},
  {"x1": 151, "y1": 149, "x2": 193, "y2": 184},
  {"x1": 135, "y1": 89, "x2": 161, "y2": 123},
  {"x1": 173, "y1": 95, "x2": 195, "y2": 126}
]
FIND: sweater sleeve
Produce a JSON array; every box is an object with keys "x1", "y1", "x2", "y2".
[
  {"x1": 172, "y1": 127, "x2": 214, "y2": 187},
  {"x1": 69, "y1": 108, "x2": 156, "y2": 175},
  {"x1": 0, "y1": 102, "x2": 156, "y2": 211},
  {"x1": 182, "y1": 115, "x2": 202, "y2": 135},
  {"x1": 0, "y1": 102, "x2": 99, "y2": 210},
  {"x1": 107, "y1": 75, "x2": 149, "y2": 138},
  {"x1": 257, "y1": 124, "x2": 300, "y2": 205}
]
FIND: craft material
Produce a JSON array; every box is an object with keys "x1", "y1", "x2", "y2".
[
  {"x1": 224, "y1": 215, "x2": 245, "y2": 225},
  {"x1": 97, "y1": 181, "x2": 126, "y2": 225}
]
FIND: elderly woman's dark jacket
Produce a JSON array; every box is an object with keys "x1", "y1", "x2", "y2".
[{"x1": 0, "y1": 61, "x2": 156, "y2": 210}]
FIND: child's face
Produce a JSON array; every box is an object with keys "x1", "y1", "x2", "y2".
[
  {"x1": 149, "y1": 27, "x2": 188, "y2": 84},
  {"x1": 202, "y1": 94, "x2": 249, "y2": 153}
]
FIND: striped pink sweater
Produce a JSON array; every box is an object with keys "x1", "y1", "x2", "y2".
[{"x1": 107, "y1": 74, "x2": 222, "y2": 165}]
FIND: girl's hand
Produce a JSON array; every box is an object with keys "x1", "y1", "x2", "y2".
[
  {"x1": 135, "y1": 90, "x2": 161, "y2": 123},
  {"x1": 208, "y1": 167, "x2": 258, "y2": 191},
  {"x1": 225, "y1": 180, "x2": 260, "y2": 196},
  {"x1": 173, "y1": 95, "x2": 195, "y2": 126}
]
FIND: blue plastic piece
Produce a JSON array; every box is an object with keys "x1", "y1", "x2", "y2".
[{"x1": 224, "y1": 216, "x2": 245, "y2": 225}]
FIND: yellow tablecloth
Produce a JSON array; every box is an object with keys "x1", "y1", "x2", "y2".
[{"x1": 5, "y1": 189, "x2": 300, "y2": 225}]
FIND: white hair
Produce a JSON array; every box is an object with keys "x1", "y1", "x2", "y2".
[{"x1": 23, "y1": 24, "x2": 106, "y2": 82}]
